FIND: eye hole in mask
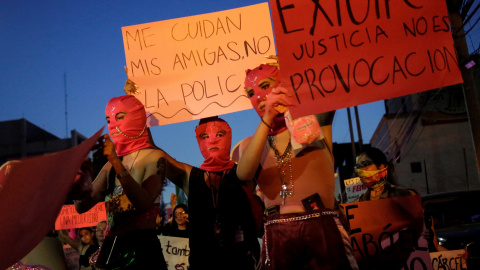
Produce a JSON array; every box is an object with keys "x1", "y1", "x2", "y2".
[{"x1": 354, "y1": 160, "x2": 375, "y2": 170}]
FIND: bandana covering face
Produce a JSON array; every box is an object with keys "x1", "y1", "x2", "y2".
[
  {"x1": 195, "y1": 117, "x2": 235, "y2": 172},
  {"x1": 355, "y1": 167, "x2": 388, "y2": 189},
  {"x1": 244, "y1": 64, "x2": 287, "y2": 135},
  {"x1": 105, "y1": 95, "x2": 152, "y2": 156}
]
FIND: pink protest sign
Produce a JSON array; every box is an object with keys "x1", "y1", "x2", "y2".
[
  {"x1": 0, "y1": 127, "x2": 103, "y2": 270},
  {"x1": 122, "y1": 3, "x2": 276, "y2": 126},
  {"x1": 270, "y1": 0, "x2": 463, "y2": 118},
  {"x1": 55, "y1": 202, "x2": 107, "y2": 230}
]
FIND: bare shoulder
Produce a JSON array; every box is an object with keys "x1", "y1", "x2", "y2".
[{"x1": 144, "y1": 148, "x2": 167, "y2": 160}]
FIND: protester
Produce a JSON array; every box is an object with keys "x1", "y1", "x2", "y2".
[
  {"x1": 236, "y1": 62, "x2": 358, "y2": 270},
  {"x1": 57, "y1": 227, "x2": 98, "y2": 270},
  {"x1": 72, "y1": 94, "x2": 168, "y2": 270},
  {"x1": 425, "y1": 215, "x2": 448, "y2": 252},
  {"x1": 165, "y1": 116, "x2": 261, "y2": 270},
  {"x1": 94, "y1": 221, "x2": 107, "y2": 247},
  {"x1": 353, "y1": 146, "x2": 416, "y2": 201},
  {"x1": 87, "y1": 220, "x2": 107, "y2": 267},
  {"x1": 163, "y1": 204, "x2": 190, "y2": 238}
]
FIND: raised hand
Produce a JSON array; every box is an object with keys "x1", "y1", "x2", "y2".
[
  {"x1": 123, "y1": 66, "x2": 140, "y2": 95},
  {"x1": 100, "y1": 134, "x2": 119, "y2": 164},
  {"x1": 263, "y1": 86, "x2": 293, "y2": 120}
]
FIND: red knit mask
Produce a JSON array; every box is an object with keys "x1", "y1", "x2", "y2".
[
  {"x1": 195, "y1": 117, "x2": 234, "y2": 172},
  {"x1": 244, "y1": 64, "x2": 287, "y2": 135},
  {"x1": 105, "y1": 95, "x2": 152, "y2": 156}
]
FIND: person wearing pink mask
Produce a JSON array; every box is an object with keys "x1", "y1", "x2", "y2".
[
  {"x1": 236, "y1": 63, "x2": 359, "y2": 270},
  {"x1": 73, "y1": 95, "x2": 168, "y2": 270},
  {"x1": 166, "y1": 116, "x2": 260, "y2": 270},
  {"x1": 354, "y1": 146, "x2": 416, "y2": 201}
]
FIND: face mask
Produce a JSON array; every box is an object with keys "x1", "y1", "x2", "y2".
[
  {"x1": 195, "y1": 117, "x2": 234, "y2": 172},
  {"x1": 105, "y1": 95, "x2": 152, "y2": 156},
  {"x1": 355, "y1": 167, "x2": 388, "y2": 188},
  {"x1": 244, "y1": 64, "x2": 287, "y2": 135}
]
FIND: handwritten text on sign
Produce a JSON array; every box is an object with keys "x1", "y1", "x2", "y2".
[
  {"x1": 270, "y1": 0, "x2": 463, "y2": 118},
  {"x1": 340, "y1": 195, "x2": 433, "y2": 270},
  {"x1": 430, "y1": 250, "x2": 467, "y2": 270},
  {"x1": 122, "y1": 3, "x2": 275, "y2": 126},
  {"x1": 55, "y1": 203, "x2": 106, "y2": 230}
]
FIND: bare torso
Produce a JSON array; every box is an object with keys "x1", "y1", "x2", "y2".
[
  {"x1": 102, "y1": 148, "x2": 164, "y2": 233},
  {"x1": 252, "y1": 129, "x2": 336, "y2": 213}
]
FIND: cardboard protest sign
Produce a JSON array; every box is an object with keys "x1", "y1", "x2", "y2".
[
  {"x1": 122, "y1": 3, "x2": 275, "y2": 126},
  {"x1": 430, "y1": 250, "x2": 467, "y2": 270},
  {"x1": 0, "y1": 127, "x2": 103, "y2": 270},
  {"x1": 158, "y1": 235, "x2": 261, "y2": 270},
  {"x1": 159, "y1": 236, "x2": 190, "y2": 270},
  {"x1": 269, "y1": 0, "x2": 463, "y2": 118},
  {"x1": 344, "y1": 177, "x2": 367, "y2": 203},
  {"x1": 55, "y1": 202, "x2": 107, "y2": 230},
  {"x1": 340, "y1": 195, "x2": 433, "y2": 270}
]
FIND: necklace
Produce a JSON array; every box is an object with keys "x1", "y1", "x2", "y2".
[
  {"x1": 116, "y1": 124, "x2": 147, "y2": 139},
  {"x1": 267, "y1": 135, "x2": 293, "y2": 205},
  {"x1": 125, "y1": 149, "x2": 142, "y2": 172},
  {"x1": 206, "y1": 171, "x2": 226, "y2": 247}
]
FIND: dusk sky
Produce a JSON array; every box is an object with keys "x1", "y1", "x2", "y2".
[{"x1": 2, "y1": 1, "x2": 476, "y2": 201}]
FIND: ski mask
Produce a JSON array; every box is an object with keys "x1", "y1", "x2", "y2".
[
  {"x1": 195, "y1": 117, "x2": 235, "y2": 172},
  {"x1": 105, "y1": 95, "x2": 152, "y2": 156},
  {"x1": 244, "y1": 64, "x2": 287, "y2": 135}
]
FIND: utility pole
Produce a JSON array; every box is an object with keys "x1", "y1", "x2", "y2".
[
  {"x1": 448, "y1": 0, "x2": 480, "y2": 181},
  {"x1": 354, "y1": 106, "x2": 363, "y2": 151},
  {"x1": 347, "y1": 107, "x2": 357, "y2": 162}
]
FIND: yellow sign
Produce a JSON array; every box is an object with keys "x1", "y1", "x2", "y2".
[{"x1": 122, "y1": 3, "x2": 275, "y2": 126}]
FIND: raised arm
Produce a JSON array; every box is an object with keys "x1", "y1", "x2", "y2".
[
  {"x1": 163, "y1": 154, "x2": 192, "y2": 197},
  {"x1": 147, "y1": 127, "x2": 192, "y2": 196},
  {"x1": 237, "y1": 87, "x2": 291, "y2": 181},
  {"x1": 100, "y1": 134, "x2": 166, "y2": 212},
  {"x1": 57, "y1": 230, "x2": 82, "y2": 251}
]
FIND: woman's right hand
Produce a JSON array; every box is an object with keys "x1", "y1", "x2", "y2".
[{"x1": 262, "y1": 86, "x2": 292, "y2": 121}]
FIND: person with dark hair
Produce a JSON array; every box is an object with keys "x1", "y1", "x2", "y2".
[
  {"x1": 165, "y1": 116, "x2": 261, "y2": 270},
  {"x1": 354, "y1": 146, "x2": 416, "y2": 201},
  {"x1": 94, "y1": 221, "x2": 107, "y2": 248},
  {"x1": 58, "y1": 227, "x2": 99, "y2": 270},
  {"x1": 163, "y1": 204, "x2": 189, "y2": 238}
]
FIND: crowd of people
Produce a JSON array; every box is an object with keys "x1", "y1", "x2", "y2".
[{"x1": 8, "y1": 60, "x2": 432, "y2": 270}]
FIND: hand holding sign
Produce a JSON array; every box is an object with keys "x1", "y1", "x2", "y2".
[
  {"x1": 263, "y1": 86, "x2": 293, "y2": 122},
  {"x1": 124, "y1": 66, "x2": 140, "y2": 95}
]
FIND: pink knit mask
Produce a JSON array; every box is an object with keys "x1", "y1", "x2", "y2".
[
  {"x1": 195, "y1": 117, "x2": 234, "y2": 172},
  {"x1": 105, "y1": 95, "x2": 152, "y2": 156},
  {"x1": 244, "y1": 64, "x2": 287, "y2": 135}
]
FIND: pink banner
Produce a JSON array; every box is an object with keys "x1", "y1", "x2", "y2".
[
  {"x1": 55, "y1": 202, "x2": 107, "y2": 230},
  {"x1": 122, "y1": 3, "x2": 275, "y2": 126},
  {"x1": 0, "y1": 127, "x2": 103, "y2": 270}
]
